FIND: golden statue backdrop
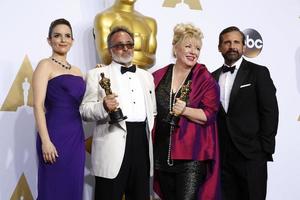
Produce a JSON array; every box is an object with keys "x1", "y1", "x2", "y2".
[
  {"x1": 94, "y1": 0, "x2": 157, "y2": 69},
  {"x1": 163, "y1": 0, "x2": 202, "y2": 10},
  {"x1": 1, "y1": 55, "x2": 33, "y2": 111},
  {"x1": 10, "y1": 173, "x2": 34, "y2": 200}
]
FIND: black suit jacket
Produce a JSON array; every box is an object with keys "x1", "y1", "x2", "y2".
[{"x1": 212, "y1": 59, "x2": 278, "y2": 161}]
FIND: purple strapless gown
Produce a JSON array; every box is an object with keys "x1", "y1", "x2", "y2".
[{"x1": 36, "y1": 74, "x2": 86, "y2": 200}]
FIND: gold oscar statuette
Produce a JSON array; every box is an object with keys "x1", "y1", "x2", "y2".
[
  {"x1": 164, "y1": 80, "x2": 192, "y2": 127},
  {"x1": 99, "y1": 73, "x2": 127, "y2": 124}
]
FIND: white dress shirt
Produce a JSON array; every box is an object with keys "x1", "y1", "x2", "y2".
[
  {"x1": 113, "y1": 64, "x2": 146, "y2": 122},
  {"x1": 218, "y1": 58, "x2": 243, "y2": 112}
]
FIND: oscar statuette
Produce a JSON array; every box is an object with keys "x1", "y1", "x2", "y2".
[
  {"x1": 99, "y1": 73, "x2": 127, "y2": 124},
  {"x1": 164, "y1": 80, "x2": 192, "y2": 128}
]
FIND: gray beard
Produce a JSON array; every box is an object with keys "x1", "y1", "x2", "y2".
[{"x1": 112, "y1": 53, "x2": 133, "y2": 65}]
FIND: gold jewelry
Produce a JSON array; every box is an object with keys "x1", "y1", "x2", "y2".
[{"x1": 51, "y1": 57, "x2": 72, "y2": 70}]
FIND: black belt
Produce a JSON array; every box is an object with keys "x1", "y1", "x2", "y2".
[{"x1": 125, "y1": 121, "x2": 146, "y2": 127}]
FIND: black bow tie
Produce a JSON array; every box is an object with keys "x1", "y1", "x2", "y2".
[
  {"x1": 222, "y1": 65, "x2": 236, "y2": 74},
  {"x1": 121, "y1": 65, "x2": 136, "y2": 74}
]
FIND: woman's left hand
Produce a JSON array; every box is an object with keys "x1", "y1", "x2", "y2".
[{"x1": 172, "y1": 98, "x2": 186, "y2": 116}]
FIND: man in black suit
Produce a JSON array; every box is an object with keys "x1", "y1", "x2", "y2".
[{"x1": 212, "y1": 26, "x2": 279, "y2": 200}]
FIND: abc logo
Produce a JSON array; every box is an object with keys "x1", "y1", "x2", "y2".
[{"x1": 243, "y1": 28, "x2": 263, "y2": 58}]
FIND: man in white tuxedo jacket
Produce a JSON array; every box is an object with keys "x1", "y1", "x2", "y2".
[{"x1": 80, "y1": 26, "x2": 156, "y2": 200}]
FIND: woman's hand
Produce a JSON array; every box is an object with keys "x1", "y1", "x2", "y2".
[
  {"x1": 172, "y1": 98, "x2": 187, "y2": 116},
  {"x1": 42, "y1": 140, "x2": 58, "y2": 164}
]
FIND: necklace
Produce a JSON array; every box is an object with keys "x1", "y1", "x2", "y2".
[
  {"x1": 167, "y1": 65, "x2": 191, "y2": 166},
  {"x1": 51, "y1": 57, "x2": 72, "y2": 70}
]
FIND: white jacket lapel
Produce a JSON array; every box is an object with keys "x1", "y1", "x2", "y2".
[{"x1": 107, "y1": 64, "x2": 126, "y2": 130}]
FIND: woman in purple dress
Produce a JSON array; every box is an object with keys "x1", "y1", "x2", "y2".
[{"x1": 32, "y1": 18, "x2": 85, "y2": 200}]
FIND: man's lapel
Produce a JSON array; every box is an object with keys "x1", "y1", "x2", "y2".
[
  {"x1": 107, "y1": 65, "x2": 127, "y2": 130},
  {"x1": 107, "y1": 65, "x2": 120, "y2": 96},
  {"x1": 213, "y1": 67, "x2": 226, "y2": 114},
  {"x1": 228, "y1": 59, "x2": 249, "y2": 112},
  {"x1": 213, "y1": 67, "x2": 223, "y2": 82}
]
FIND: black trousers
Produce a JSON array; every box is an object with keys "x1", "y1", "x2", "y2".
[
  {"x1": 156, "y1": 161, "x2": 208, "y2": 200},
  {"x1": 94, "y1": 122, "x2": 150, "y2": 200},
  {"x1": 221, "y1": 136, "x2": 268, "y2": 200}
]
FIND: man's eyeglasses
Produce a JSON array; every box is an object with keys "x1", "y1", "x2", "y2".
[{"x1": 110, "y1": 43, "x2": 134, "y2": 50}]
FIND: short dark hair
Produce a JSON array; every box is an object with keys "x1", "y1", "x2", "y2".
[
  {"x1": 218, "y1": 26, "x2": 245, "y2": 46},
  {"x1": 107, "y1": 26, "x2": 134, "y2": 48},
  {"x1": 48, "y1": 18, "x2": 73, "y2": 39}
]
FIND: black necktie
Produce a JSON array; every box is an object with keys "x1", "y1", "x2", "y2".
[
  {"x1": 222, "y1": 65, "x2": 236, "y2": 74},
  {"x1": 121, "y1": 65, "x2": 136, "y2": 74}
]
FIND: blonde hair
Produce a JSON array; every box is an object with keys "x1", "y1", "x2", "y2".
[{"x1": 172, "y1": 23, "x2": 204, "y2": 57}]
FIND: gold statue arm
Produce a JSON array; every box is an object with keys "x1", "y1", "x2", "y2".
[
  {"x1": 94, "y1": 14, "x2": 112, "y2": 65},
  {"x1": 144, "y1": 17, "x2": 157, "y2": 55}
]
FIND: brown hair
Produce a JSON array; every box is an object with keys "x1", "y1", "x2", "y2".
[
  {"x1": 218, "y1": 26, "x2": 245, "y2": 46},
  {"x1": 48, "y1": 18, "x2": 73, "y2": 39}
]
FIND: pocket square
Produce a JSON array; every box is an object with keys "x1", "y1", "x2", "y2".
[{"x1": 240, "y1": 83, "x2": 251, "y2": 88}]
